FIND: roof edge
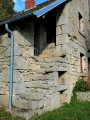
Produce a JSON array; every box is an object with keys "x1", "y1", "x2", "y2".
[
  {"x1": 34, "y1": 0, "x2": 67, "y2": 18},
  {"x1": 0, "y1": 0, "x2": 67, "y2": 26},
  {"x1": 0, "y1": 12, "x2": 34, "y2": 26}
]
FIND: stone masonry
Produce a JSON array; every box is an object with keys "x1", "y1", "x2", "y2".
[
  {"x1": 77, "y1": 92, "x2": 90, "y2": 102},
  {"x1": 0, "y1": 0, "x2": 90, "y2": 119}
]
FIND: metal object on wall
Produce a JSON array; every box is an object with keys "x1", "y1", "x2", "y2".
[{"x1": 5, "y1": 24, "x2": 14, "y2": 110}]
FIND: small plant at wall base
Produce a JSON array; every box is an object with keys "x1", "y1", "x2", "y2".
[{"x1": 71, "y1": 79, "x2": 90, "y2": 102}]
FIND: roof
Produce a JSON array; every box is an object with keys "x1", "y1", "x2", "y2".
[{"x1": 0, "y1": 0, "x2": 67, "y2": 26}]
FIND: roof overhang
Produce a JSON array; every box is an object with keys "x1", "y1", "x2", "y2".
[
  {"x1": 0, "y1": 0, "x2": 67, "y2": 26},
  {"x1": 0, "y1": 12, "x2": 34, "y2": 26},
  {"x1": 34, "y1": 0, "x2": 67, "y2": 18}
]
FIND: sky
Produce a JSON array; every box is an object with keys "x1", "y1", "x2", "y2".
[{"x1": 13, "y1": 0, "x2": 48, "y2": 12}]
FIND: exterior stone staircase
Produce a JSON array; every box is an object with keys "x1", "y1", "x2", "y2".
[
  {"x1": 10, "y1": 43, "x2": 68, "y2": 120},
  {"x1": 39, "y1": 43, "x2": 56, "y2": 57},
  {"x1": 12, "y1": 84, "x2": 68, "y2": 119}
]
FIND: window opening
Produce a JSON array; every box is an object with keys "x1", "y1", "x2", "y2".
[
  {"x1": 79, "y1": 13, "x2": 82, "y2": 30},
  {"x1": 88, "y1": 58, "x2": 90, "y2": 72},
  {"x1": 80, "y1": 53, "x2": 84, "y2": 73},
  {"x1": 78, "y1": 13, "x2": 84, "y2": 33}
]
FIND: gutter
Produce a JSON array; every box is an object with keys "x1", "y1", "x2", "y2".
[
  {"x1": 5, "y1": 24, "x2": 14, "y2": 110},
  {"x1": 0, "y1": 12, "x2": 34, "y2": 26},
  {"x1": 0, "y1": 0, "x2": 67, "y2": 26}
]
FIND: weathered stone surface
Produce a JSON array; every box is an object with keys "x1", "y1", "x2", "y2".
[
  {"x1": 14, "y1": 44, "x2": 22, "y2": 56},
  {"x1": 23, "y1": 74, "x2": 32, "y2": 82},
  {"x1": 14, "y1": 30, "x2": 25, "y2": 45},
  {"x1": 22, "y1": 48, "x2": 27, "y2": 58},
  {"x1": 13, "y1": 82, "x2": 26, "y2": 94},
  {"x1": 4, "y1": 46, "x2": 10, "y2": 57},
  {"x1": 2, "y1": 38, "x2": 11, "y2": 46},
  {"x1": 0, "y1": 70, "x2": 10, "y2": 82},
  {"x1": 62, "y1": 24, "x2": 72, "y2": 36},
  {"x1": 14, "y1": 56, "x2": 28, "y2": 69},
  {"x1": 56, "y1": 15, "x2": 69, "y2": 26},
  {"x1": 56, "y1": 26, "x2": 62, "y2": 35},
  {"x1": 27, "y1": 46, "x2": 34, "y2": 57},
  {"x1": 13, "y1": 100, "x2": 44, "y2": 110},
  {"x1": 0, "y1": 95, "x2": 9, "y2": 107},
  {"x1": 13, "y1": 71, "x2": 22, "y2": 83},
  {"x1": 77, "y1": 92, "x2": 90, "y2": 102},
  {"x1": 60, "y1": 94, "x2": 71, "y2": 104},
  {"x1": 46, "y1": 67, "x2": 68, "y2": 72},
  {"x1": 0, "y1": 70, "x2": 22, "y2": 83},
  {"x1": 10, "y1": 109, "x2": 36, "y2": 120},
  {"x1": 44, "y1": 57, "x2": 67, "y2": 63},
  {"x1": 19, "y1": 93, "x2": 45, "y2": 100},
  {"x1": 53, "y1": 85, "x2": 68, "y2": 92},
  {"x1": 56, "y1": 34, "x2": 69, "y2": 45}
]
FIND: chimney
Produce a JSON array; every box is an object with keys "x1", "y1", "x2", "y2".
[{"x1": 25, "y1": 0, "x2": 35, "y2": 10}]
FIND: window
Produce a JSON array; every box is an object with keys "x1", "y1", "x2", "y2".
[
  {"x1": 80, "y1": 53, "x2": 84, "y2": 73},
  {"x1": 78, "y1": 13, "x2": 84, "y2": 33},
  {"x1": 88, "y1": 58, "x2": 90, "y2": 72}
]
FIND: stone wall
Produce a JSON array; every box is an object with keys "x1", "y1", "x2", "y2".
[
  {"x1": 0, "y1": 0, "x2": 90, "y2": 119},
  {"x1": 55, "y1": 0, "x2": 89, "y2": 104},
  {"x1": 77, "y1": 92, "x2": 90, "y2": 102},
  {"x1": 0, "y1": 22, "x2": 68, "y2": 119}
]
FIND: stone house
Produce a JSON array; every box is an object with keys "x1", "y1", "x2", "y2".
[{"x1": 0, "y1": 0, "x2": 90, "y2": 119}]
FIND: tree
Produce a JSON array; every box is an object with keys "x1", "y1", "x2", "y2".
[{"x1": 0, "y1": 0, "x2": 15, "y2": 19}]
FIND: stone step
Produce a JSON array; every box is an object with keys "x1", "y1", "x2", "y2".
[
  {"x1": 13, "y1": 100, "x2": 44, "y2": 110},
  {"x1": 39, "y1": 43, "x2": 56, "y2": 57},
  {"x1": 46, "y1": 66, "x2": 68, "y2": 72},
  {"x1": 45, "y1": 43, "x2": 55, "y2": 49},
  {"x1": 9, "y1": 108, "x2": 35, "y2": 120},
  {"x1": 53, "y1": 85, "x2": 68, "y2": 92},
  {"x1": 19, "y1": 92, "x2": 45, "y2": 100},
  {"x1": 41, "y1": 49, "x2": 55, "y2": 54}
]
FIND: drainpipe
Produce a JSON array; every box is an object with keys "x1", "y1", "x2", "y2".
[{"x1": 5, "y1": 24, "x2": 14, "y2": 110}]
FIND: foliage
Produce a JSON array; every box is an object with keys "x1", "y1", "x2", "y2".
[
  {"x1": 73, "y1": 79, "x2": 88, "y2": 92},
  {"x1": 31, "y1": 101, "x2": 90, "y2": 120},
  {"x1": 0, "y1": 0, "x2": 15, "y2": 19},
  {"x1": 71, "y1": 79, "x2": 90, "y2": 102}
]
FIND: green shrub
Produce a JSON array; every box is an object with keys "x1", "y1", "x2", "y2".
[
  {"x1": 73, "y1": 79, "x2": 88, "y2": 92},
  {"x1": 71, "y1": 79, "x2": 89, "y2": 102}
]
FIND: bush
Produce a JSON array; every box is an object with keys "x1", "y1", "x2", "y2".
[
  {"x1": 73, "y1": 79, "x2": 88, "y2": 92},
  {"x1": 71, "y1": 79, "x2": 90, "y2": 102}
]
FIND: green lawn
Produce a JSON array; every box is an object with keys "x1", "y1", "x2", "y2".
[
  {"x1": 0, "y1": 101, "x2": 90, "y2": 120},
  {"x1": 32, "y1": 101, "x2": 90, "y2": 120}
]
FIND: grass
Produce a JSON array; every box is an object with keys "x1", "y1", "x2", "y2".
[
  {"x1": 0, "y1": 101, "x2": 90, "y2": 120},
  {"x1": 32, "y1": 101, "x2": 90, "y2": 120}
]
